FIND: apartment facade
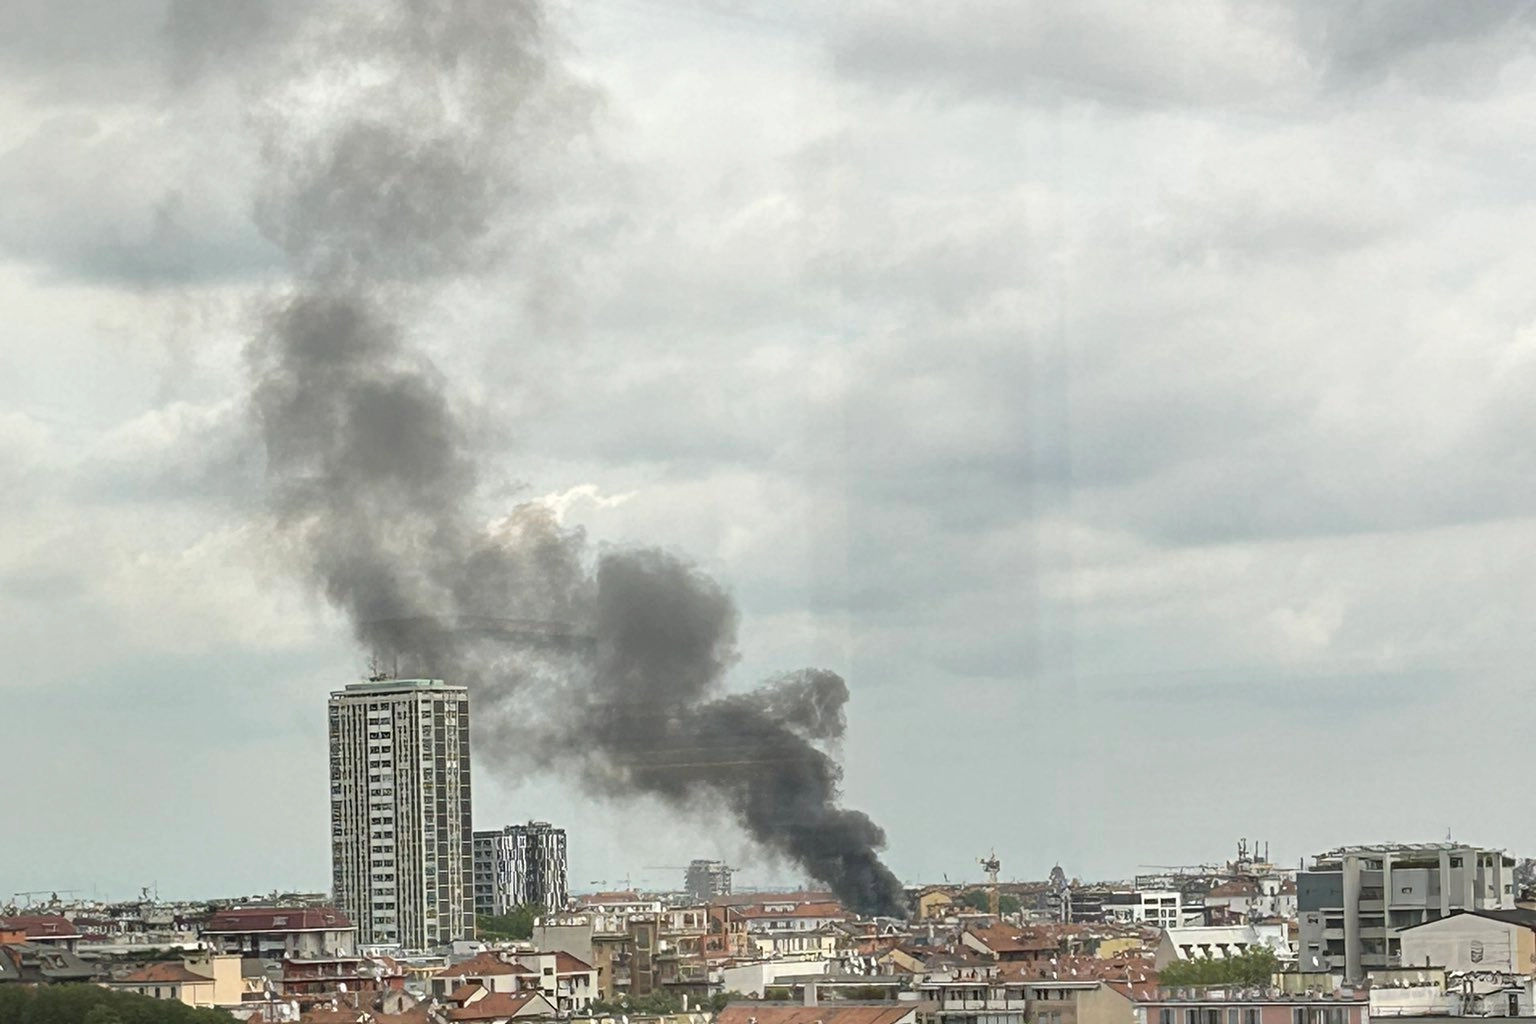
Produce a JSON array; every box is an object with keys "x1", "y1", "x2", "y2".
[
  {"x1": 1297, "y1": 843, "x2": 1516, "y2": 978},
  {"x1": 473, "y1": 821, "x2": 570, "y2": 915},
  {"x1": 686, "y1": 859, "x2": 733, "y2": 902},
  {"x1": 329, "y1": 678, "x2": 475, "y2": 949}
]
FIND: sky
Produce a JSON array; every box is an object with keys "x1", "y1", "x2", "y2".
[{"x1": 4, "y1": 0, "x2": 1536, "y2": 903}]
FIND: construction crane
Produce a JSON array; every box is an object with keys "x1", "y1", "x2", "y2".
[
  {"x1": 979, "y1": 851, "x2": 1001, "y2": 918},
  {"x1": 10, "y1": 890, "x2": 79, "y2": 908}
]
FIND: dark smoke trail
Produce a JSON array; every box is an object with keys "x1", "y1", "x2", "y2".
[{"x1": 184, "y1": 0, "x2": 906, "y2": 916}]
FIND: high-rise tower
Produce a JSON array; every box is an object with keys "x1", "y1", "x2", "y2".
[
  {"x1": 473, "y1": 821, "x2": 569, "y2": 915},
  {"x1": 329, "y1": 678, "x2": 474, "y2": 949}
]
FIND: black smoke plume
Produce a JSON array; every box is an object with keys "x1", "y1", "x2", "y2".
[{"x1": 187, "y1": 0, "x2": 906, "y2": 916}]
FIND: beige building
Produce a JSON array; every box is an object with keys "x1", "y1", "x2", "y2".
[
  {"x1": 1398, "y1": 908, "x2": 1536, "y2": 974},
  {"x1": 107, "y1": 953, "x2": 243, "y2": 1008}
]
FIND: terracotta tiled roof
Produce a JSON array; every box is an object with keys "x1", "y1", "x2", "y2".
[
  {"x1": 999, "y1": 955, "x2": 1155, "y2": 985},
  {"x1": 1208, "y1": 881, "x2": 1260, "y2": 899},
  {"x1": 551, "y1": 951, "x2": 593, "y2": 973},
  {"x1": 450, "y1": 982, "x2": 486, "y2": 1004},
  {"x1": 966, "y1": 925, "x2": 1058, "y2": 954},
  {"x1": 300, "y1": 1011, "x2": 367, "y2": 1024},
  {"x1": 117, "y1": 962, "x2": 212, "y2": 984},
  {"x1": 0, "y1": 916, "x2": 80, "y2": 940},
  {"x1": 440, "y1": 953, "x2": 536, "y2": 978},
  {"x1": 446, "y1": 991, "x2": 545, "y2": 1021},
  {"x1": 205, "y1": 907, "x2": 353, "y2": 933}
]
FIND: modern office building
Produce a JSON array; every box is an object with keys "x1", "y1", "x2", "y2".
[
  {"x1": 329, "y1": 678, "x2": 475, "y2": 949},
  {"x1": 1297, "y1": 842, "x2": 1516, "y2": 978},
  {"x1": 685, "y1": 860, "x2": 733, "y2": 902},
  {"x1": 473, "y1": 821, "x2": 569, "y2": 915}
]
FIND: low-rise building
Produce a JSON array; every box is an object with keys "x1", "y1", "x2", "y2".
[
  {"x1": 1127, "y1": 986, "x2": 1370, "y2": 1024},
  {"x1": 106, "y1": 954, "x2": 243, "y2": 1008},
  {"x1": 0, "y1": 941, "x2": 97, "y2": 985},
  {"x1": 961, "y1": 925, "x2": 1059, "y2": 962},
  {"x1": 0, "y1": 915, "x2": 81, "y2": 952},
  {"x1": 433, "y1": 952, "x2": 538, "y2": 997},
  {"x1": 281, "y1": 953, "x2": 406, "y2": 1001},
  {"x1": 1105, "y1": 892, "x2": 1186, "y2": 930},
  {"x1": 441, "y1": 988, "x2": 558, "y2": 1022},
  {"x1": 718, "y1": 1004, "x2": 919, "y2": 1024},
  {"x1": 916, "y1": 963, "x2": 1032, "y2": 1024},
  {"x1": 204, "y1": 906, "x2": 357, "y2": 958},
  {"x1": 1297, "y1": 843, "x2": 1516, "y2": 978},
  {"x1": 518, "y1": 950, "x2": 598, "y2": 1012},
  {"x1": 1155, "y1": 925, "x2": 1291, "y2": 968},
  {"x1": 1397, "y1": 908, "x2": 1536, "y2": 976}
]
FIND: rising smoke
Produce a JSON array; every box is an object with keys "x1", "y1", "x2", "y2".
[{"x1": 184, "y1": 0, "x2": 907, "y2": 916}]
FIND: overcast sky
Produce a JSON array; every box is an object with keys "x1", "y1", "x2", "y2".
[{"x1": 5, "y1": 0, "x2": 1536, "y2": 902}]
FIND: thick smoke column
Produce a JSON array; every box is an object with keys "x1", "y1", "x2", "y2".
[{"x1": 207, "y1": 0, "x2": 906, "y2": 915}]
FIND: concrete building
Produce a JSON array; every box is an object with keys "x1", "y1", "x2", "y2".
[
  {"x1": 329, "y1": 677, "x2": 475, "y2": 949},
  {"x1": 718, "y1": 1006, "x2": 919, "y2": 1024},
  {"x1": 1155, "y1": 923, "x2": 1292, "y2": 968},
  {"x1": 473, "y1": 821, "x2": 569, "y2": 915},
  {"x1": 0, "y1": 915, "x2": 79, "y2": 952},
  {"x1": 1297, "y1": 843, "x2": 1517, "y2": 978},
  {"x1": 107, "y1": 954, "x2": 243, "y2": 1009},
  {"x1": 1398, "y1": 908, "x2": 1536, "y2": 976},
  {"x1": 201, "y1": 906, "x2": 355, "y2": 958},
  {"x1": 914, "y1": 966, "x2": 1137, "y2": 1024},
  {"x1": 1129, "y1": 987, "x2": 1369, "y2": 1024},
  {"x1": 1104, "y1": 891, "x2": 1186, "y2": 929},
  {"x1": 686, "y1": 860, "x2": 734, "y2": 902}
]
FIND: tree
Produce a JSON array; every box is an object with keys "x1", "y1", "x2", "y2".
[
  {"x1": 0, "y1": 986, "x2": 231, "y2": 1024},
  {"x1": 83, "y1": 1006, "x2": 124, "y2": 1024},
  {"x1": 957, "y1": 889, "x2": 1022, "y2": 915},
  {"x1": 1158, "y1": 947, "x2": 1278, "y2": 988},
  {"x1": 477, "y1": 904, "x2": 540, "y2": 941}
]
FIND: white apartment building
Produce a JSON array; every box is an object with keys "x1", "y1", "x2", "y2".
[
  {"x1": 329, "y1": 678, "x2": 475, "y2": 950},
  {"x1": 1104, "y1": 889, "x2": 1186, "y2": 928},
  {"x1": 473, "y1": 821, "x2": 570, "y2": 915}
]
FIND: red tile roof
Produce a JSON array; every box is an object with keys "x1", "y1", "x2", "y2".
[
  {"x1": 999, "y1": 955, "x2": 1155, "y2": 985},
  {"x1": 449, "y1": 982, "x2": 486, "y2": 1004},
  {"x1": 0, "y1": 916, "x2": 80, "y2": 940},
  {"x1": 446, "y1": 991, "x2": 545, "y2": 1021},
  {"x1": 117, "y1": 962, "x2": 212, "y2": 984},
  {"x1": 205, "y1": 907, "x2": 353, "y2": 933},
  {"x1": 440, "y1": 952, "x2": 536, "y2": 978},
  {"x1": 552, "y1": 951, "x2": 594, "y2": 973},
  {"x1": 966, "y1": 925, "x2": 1058, "y2": 954}
]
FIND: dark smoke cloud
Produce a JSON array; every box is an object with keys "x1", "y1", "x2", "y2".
[{"x1": 183, "y1": 0, "x2": 906, "y2": 915}]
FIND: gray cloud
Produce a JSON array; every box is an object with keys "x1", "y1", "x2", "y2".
[{"x1": 10, "y1": 0, "x2": 1536, "y2": 897}]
